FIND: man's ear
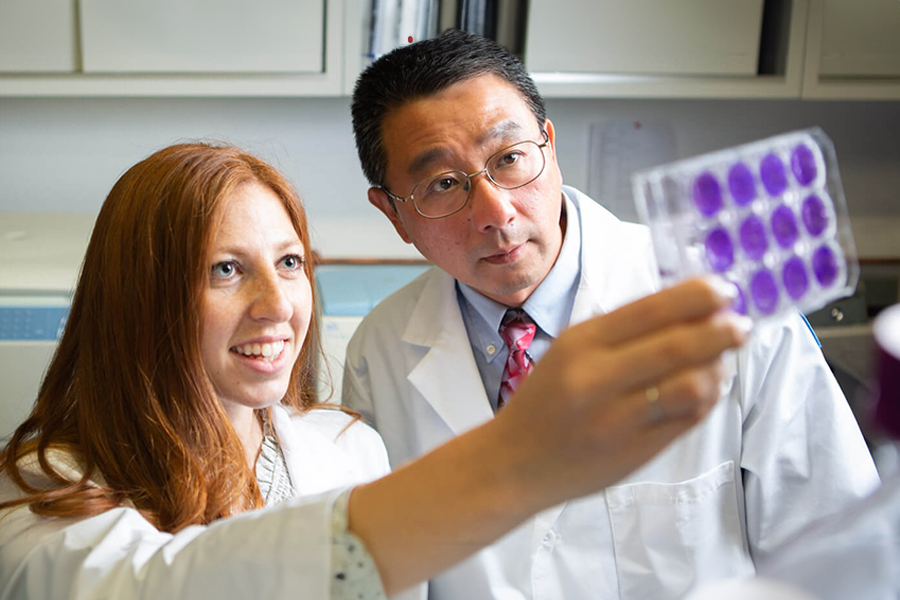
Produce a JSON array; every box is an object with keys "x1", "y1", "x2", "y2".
[
  {"x1": 543, "y1": 118, "x2": 557, "y2": 158},
  {"x1": 368, "y1": 187, "x2": 413, "y2": 244}
]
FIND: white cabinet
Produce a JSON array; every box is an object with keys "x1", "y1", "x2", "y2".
[
  {"x1": 4, "y1": 0, "x2": 900, "y2": 100},
  {"x1": 802, "y1": 0, "x2": 900, "y2": 99},
  {"x1": 525, "y1": 0, "x2": 810, "y2": 99},
  {"x1": 525, "y1": 0, "x2": 764, "y2": 77},
  {"x1": 79, "y1": 0, "x2": 323, "y2": 74},
  {"x1": 0, "y1": 0, "x2": 77, "y2": 73},
  {"x1": 0, "y1": 0, "x2": 345, "y2": 96},
  {"x1": 818, "y1": 0, "x2": 900, "y2": 77}
]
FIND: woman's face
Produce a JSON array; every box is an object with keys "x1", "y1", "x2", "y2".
[{"x1": 199, "y1": 181, "x2": 312, "y2": 417}]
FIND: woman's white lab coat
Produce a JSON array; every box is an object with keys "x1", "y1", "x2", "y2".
[{"x1": 0, "y1": 405, "x2": 389, "y2": 600}]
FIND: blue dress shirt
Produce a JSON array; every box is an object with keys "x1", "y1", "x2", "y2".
[{"x1": 457, "y1": 192, "x2": 583, "y2": 412}]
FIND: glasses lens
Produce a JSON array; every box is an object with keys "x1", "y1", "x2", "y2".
[
  {"x1": 413, "y1": 171, "x2": 469, "y2": 217},
  {"x1": 487, "y1": 141, "x2": 546, "y2": 189}
]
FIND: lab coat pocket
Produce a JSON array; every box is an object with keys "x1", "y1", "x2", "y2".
[{"x1": 606, "y1": 460, "x2": 754, "y2": 600}]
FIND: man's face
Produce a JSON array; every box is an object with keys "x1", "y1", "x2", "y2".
[{"x1": 369, "y1": 74, "x2": 565, "y2": 307}]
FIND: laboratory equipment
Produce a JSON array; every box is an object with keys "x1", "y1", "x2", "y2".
[
  {"x1": 874, "y1": 303, "x2": 900, "y2": 438},
  {"x1": 633, "y1": 128, "x2": 858, "y2": 321},
  {"x1": 0, "y1": 295, "x2": 69, "y2": 440}
]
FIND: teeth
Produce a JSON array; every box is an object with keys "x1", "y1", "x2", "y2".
[{"x1": 233, "y1": 340, "x2": 285, "y2": 362}]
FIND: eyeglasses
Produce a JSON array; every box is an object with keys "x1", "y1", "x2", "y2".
[{"x1": 382, "y1": 130, "x2": 550, "y2": 219}]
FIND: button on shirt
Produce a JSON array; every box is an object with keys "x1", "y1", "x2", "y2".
[{"x1": 457, "y1": 193, "x2": 583, "y2": 412}]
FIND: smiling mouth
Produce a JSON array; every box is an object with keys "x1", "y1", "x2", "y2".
[{"x1": 230, "y1": 340, "x2": 286, "y2": 362}]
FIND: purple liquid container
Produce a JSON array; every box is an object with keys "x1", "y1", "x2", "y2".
[
  {"x1": 782, "y1": 256, "x2": 810, "y2": 300},
  {"x1": 705, "y1": 227, "x2": 734, "y2": 272},
  {"x1": 750, "y1": 269, "x2": 780, "y2": 315},
  {"x1": 728, "y1": 162, "x2": 757, "y2": 206},
  {"x1": 790, "y1": 144, "x2": 818, "y2": 187},
  {"x1": 802, "y1": 194, "x2": 830, "y2": 237},
  {"x1": 693, "y1": 172, "x2": 723, "y2": 216},
  {"x1": 633, "y1": 127, "x2": 858, "y2": 323},
  {"x1": 739, "y1": 215, "x2": 769, "y2": 261},
  {"x1": 760, "y1": 153, "x2": 788, "y2": 196},
  {"x1": 771, "y1": 205, "x2": 800, "y2": 249},
  {"x1": 812, "y1": 245, "x2": 840, "y2": 288},
  {"x1": 873, "y1": 304, "x2": 900, "y2": 439}
]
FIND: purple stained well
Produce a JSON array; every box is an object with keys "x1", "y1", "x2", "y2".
[
  {"x1": 760, "y1": 153, "x2": 788, "y2": 197},
  {"x1": 802, "y1": 194, "x2": 829, "y2": 237},
  {"x1": 693, "y1": 172, "x2": 723, "y2": 216},
  {"x1": 812, "y1": 245, "x2": 840, "y2": 288},
  {"x1": 750, "y1": 269, "x2": 779, "y2": 315},
  {"x1": 771, "y1": 204, "x2": 799, "y2": 249},
  {"x1": 728, "y1": 162, "x2": 756, "y2": 206},
  {"x1": 739, "y1": 214, "x2": 769, "y2": 260},
  {"x1": 782, "y1": 256, "x2": 810, "y2": 300},
  {"x1": 705, "y1": 228, "x2": 735, "y2": 273},
  {"x1": 791, "y1": 144, "x2": 818, "y2": 186}
]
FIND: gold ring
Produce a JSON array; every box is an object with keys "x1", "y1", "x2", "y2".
[{"x1": 646, "y1": 386, "x2": 665, "y2": 422}]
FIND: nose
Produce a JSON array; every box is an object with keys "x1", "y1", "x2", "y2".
[
  {"x1": 249, "y1": 271, "x2": 293, "y2": 323},
  {"x1": 467, "y1": 172, "x2": 516, "y2": 232}
]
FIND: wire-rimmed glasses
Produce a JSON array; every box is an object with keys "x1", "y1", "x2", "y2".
[{"x1": 383, "y1": 130, "x2": 550, "y2": 219}]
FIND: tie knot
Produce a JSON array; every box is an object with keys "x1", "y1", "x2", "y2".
[{"x1": 499, "y1": 309, "x2": 536, "y2": 351}]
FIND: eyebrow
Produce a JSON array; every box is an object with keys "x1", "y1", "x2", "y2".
[
  {"x1": 408, "y1": 148, "x2": 450, "y2": 178},
  {"x1": 405, "y1": 120, "x2": 527, "y2": 178},
  {"x1": 213, "y1": 238, "x2": 304, "y2": 257},
  {"x1": 476, "y1": 120, "x2": 524, "y2": 146}
]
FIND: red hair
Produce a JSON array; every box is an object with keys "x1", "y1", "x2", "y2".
[{"x1": 0, "y1": 143, "x2": 325, "y2": 532}]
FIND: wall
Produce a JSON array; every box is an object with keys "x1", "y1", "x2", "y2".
[{"x1": 1, "y1": 97, "x2": 899, "y2": 262}]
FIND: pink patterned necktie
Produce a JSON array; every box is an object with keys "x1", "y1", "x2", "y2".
[{"x1": 498, "y1": 309, "x2": 536, "y2": 410}]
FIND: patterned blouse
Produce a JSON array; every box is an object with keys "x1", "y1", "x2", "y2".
[{"x1": 255, "y1": 433, "x2": 386, "y2": 600}]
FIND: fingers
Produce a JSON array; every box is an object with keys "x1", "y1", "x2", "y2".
[
  {"x1": 617, "y1": 359, "x2": 727, "y2": 430},
  {"x1": 598, "y1": 309, "x2": 750, "y2": 395},
  {"x1": 587, "y1": 276, "x2": 741, "y2": 348},
  {"x1": 568, "y1": 361, "x2": 730, "y2": 488}
]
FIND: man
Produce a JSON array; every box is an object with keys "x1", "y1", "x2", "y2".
[{"x1": 344, "y1": 29, "x2": 879, "y2": 600}]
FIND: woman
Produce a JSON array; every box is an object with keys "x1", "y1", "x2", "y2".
[{"x1": 0, "y1": 143, "x2": 748, "y2": 599}]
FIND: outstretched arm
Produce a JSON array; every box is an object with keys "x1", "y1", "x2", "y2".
[{"x1": 349, "y1": 277, "x2": 751, "y2": 595}]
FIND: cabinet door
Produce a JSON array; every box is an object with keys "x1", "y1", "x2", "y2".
[
  {"x1": 802, "y1": 0, "x2": 900, "y2": 99},
  {"x1": 80, "y1": 0, "x2": 325, "y2": 73},
  {"x1": 524, "y1": 0, "x2": 765, "y2": 76},
  {"x1": 0, "y1": 0, "x2": 77, "y2": 73},
  {"x1": 818, "y1": 0, "x2": 900, "y2": 77}
]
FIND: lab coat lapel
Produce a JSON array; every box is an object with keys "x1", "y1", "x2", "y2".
[
  {"x1": 565, "y1": 186, "x2": 660, "y2": 327},
  {"x1": 272, "y1": 404, "x2": 348, "y2": 495},
  {"x1": 403, "y1": 269, "x2": 494, "y2": 436},
  {"x1": 526, "y1": 190, "x2": 663, "y2": 545}
]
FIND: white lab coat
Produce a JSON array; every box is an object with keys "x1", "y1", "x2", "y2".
[
  {"x1": 0, "y1": 405, "x2": 392, "y2": 600},
  {"x1": 685, "y1": 467, "x2": 900, "y2": 600},
  {"x1": 343, "y1": 186, "x2": 880, "y2": 600}
]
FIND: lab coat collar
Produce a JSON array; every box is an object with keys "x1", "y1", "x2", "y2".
[
  {"x1": 271, "y1": 404, "x2": 355, "y2": 496},
  {"x1": 402, "y1": 268, "x2": 495, "y2": 436},
  {"x1": 564, "y1": 185, "x2": 660, "y2": 325},
  {"x1": 398, "y1": 187, "x2": 659, "y2": 437}
]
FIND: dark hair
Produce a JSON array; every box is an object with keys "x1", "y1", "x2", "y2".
[{"x1": 351, "y1": 29, "x2": 547, "y2": 187}]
